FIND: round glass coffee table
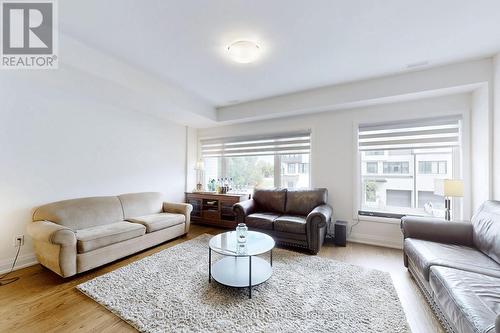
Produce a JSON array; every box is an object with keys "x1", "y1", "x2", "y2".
[{"x1": 208, "y1": 231, "x2": 275, "y2": 299}]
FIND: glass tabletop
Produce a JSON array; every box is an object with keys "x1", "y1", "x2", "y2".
[{"x1": 209, "y1": 231, "x2": 275, "y2": 257}]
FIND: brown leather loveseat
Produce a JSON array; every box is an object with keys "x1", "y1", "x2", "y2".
[
  {"x1": 401, "y1": 200, "x2": 500, "y2": 333},
  {"x1": 233, "y1": 188, "x2": 332, "y2": 254}
]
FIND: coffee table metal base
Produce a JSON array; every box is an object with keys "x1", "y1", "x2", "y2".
[{"x1": 210, "y1": 256, "x2": 272, "y2": 298}]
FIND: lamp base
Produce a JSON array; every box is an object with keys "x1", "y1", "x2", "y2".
[{"x1": 444, "y1": 197, "x2": 451, "y2": 221}]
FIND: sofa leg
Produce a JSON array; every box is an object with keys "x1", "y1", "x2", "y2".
[{"x1": 403, "y1": 253, "x2": 408, "y2": 268}]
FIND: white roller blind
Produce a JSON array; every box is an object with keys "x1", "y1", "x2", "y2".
[
  {"x1": 358, "y1": 117, "x2": 461, "y2": 151},
  {"x1": 201, "y1": 131, "x2": 311, "y2": 157}
]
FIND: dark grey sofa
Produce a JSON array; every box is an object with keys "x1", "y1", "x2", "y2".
[
  {"x1": 401, "y1": 200, "x2": 500, "y2": 333},
  {"x1": 233, "y1": 188, "x2": 332, "y2": 254}
]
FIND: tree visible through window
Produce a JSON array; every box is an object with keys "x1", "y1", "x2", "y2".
[
  {"x1": 204, "y1": 154, "x2": 310, "y2": 193},
  {"x1": 365, "y1": 182, "x2": 377, "y2": 202},
  {"x1": 226, "y1": 156, "x2": 274, "y2": 191}
]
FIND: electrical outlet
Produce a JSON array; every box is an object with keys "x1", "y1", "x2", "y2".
[{"x1": 13, "y1": 235, "x2": 24, "y2": 247}]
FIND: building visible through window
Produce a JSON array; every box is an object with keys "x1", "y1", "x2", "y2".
[
  {"x1": 418, "y1": 161, "x2": 447, "y2": 174},
  {"x1": 358, "y1": 117, "x2": 462, "y2": 218},
  {"x1": 383, "y1": 162, "x2": 409, "y2": 174},
  {"x1": 366, "y1": 162, "x2": 378, "y2": 174}
]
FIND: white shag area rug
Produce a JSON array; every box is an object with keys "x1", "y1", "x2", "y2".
[{"x1": 77, "y1": 234, "x2": 410, "y2": 333}]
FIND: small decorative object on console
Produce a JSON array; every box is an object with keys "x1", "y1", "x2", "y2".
[{"x1": 236, "y1": 223, "x2": 248, "y2": 243}]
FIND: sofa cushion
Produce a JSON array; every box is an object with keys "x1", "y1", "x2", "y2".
[
  {"x1": 405, "y1": 238, "x2": 500, "y2": 281},
  {"x1": 253, "y1": 189, "x2": 286, "y2": 214},
  {"x1": 429, "y1": 266, "x2": 500, "y2": 333},
  {"x1": 75, "y1": 222, "x2": 145, "y2": 253},
  {"x1": 127, "y1": 213, "x2": 185, "y2": 233},
  {"x1": 118, "y1": 192, "x2": 163, "y2": 219},
  {"x1": 33, "y1": 196, "x2": 124, "y2": 230},
  {"x1": 472, "y1": 200, "x2": 500, "y2": 264},
  {"x1": 246, "y1": 212, "x2": 279, "y2": 230},
  {"x1": 285, "y1": 189, "x2": 328, "y2": 216},
  {"x1": 274, "y1": 215, "x2": 307, "y2": 234}
]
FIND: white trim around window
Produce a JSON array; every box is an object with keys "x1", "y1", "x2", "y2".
[{"x1": 353, "y1": 112, "x2": 472, "y2": 223}]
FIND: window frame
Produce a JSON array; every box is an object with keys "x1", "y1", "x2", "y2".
[
  {"x1": 199, "y1": 131, "x2": 313, "y2": 191},
  {"x1": 418, "y1": 160, "x2": 447, "y2": 174},
  {"x1": 383, "y1": 161, "x2": 409, "y2": 174},
  {"x1": 352, "y1": 116, "x2": 469, "y2": 224}
]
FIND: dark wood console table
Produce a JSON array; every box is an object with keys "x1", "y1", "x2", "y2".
[{"x1": 185, "y1": 192, "x2": 249, "y2": 228}]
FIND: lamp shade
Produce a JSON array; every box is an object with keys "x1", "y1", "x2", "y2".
[{"x1": 434, "y1": 179, "x2": 464, "y2": 197}]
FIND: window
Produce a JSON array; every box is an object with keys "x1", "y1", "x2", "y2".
[
  {"x1": 383, "y1": 162, "x2": 409, "y2": 174},
  {"x1": 201, "y1": 132, "x2": 311, "y2": 192},
  {"x1": 366, "y1": 162, "x2": 378, "y2": 174},
  {"x1": 418, "y1": 191, "x2": 445, "y2": 209},
  {"x1": 358, "y1": 116, "x2": 462, "y2": 218},
  {"x1": 225, "y1": 155, "x2": 274, "y2": 190},
  {"x1": 298, "y1": 163, "x2": 308, "y2": 174},
  {"x1": 386, "y1": 190, "x2": 412, "y2": 207},
  {"x1": 418, "y1": 161, "x2": 447, "y2": 174}
]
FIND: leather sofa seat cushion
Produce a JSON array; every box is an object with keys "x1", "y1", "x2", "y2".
[
  {"x1": 118, "y1": 192, "x2": 163, "y2": 219},
  {"x1": 274, "y1": 215, "x2": 307, "y2": 234},
  {"x1": 429, "y1": 266, "x2": 500, "y2": 333},
  {"x1": 285, "y1": 188, "x2": 327, "y2": 216},
  {"x1": 127, "y1": 213, "x2": 185, "y2": 233},
  {"x1": 33, "y1": 196, "x2": 124, "y2": 230},
  {"x1": 253, "y1": 189, "x2": 286, "y2": 214},
  {"x1": 75, "y1": 222, "x2": 146, "y2": 254},
  {"x1": 246, "y1": 213, "x2": 279, "y2": 230},
  {"x1": 405, "y1": 238, "x2": 500, "y2": 281},
  {"x1": 472, "y1": 201, "x2": 500, "y2": 264}
]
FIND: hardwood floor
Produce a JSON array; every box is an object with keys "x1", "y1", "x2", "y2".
[{"x1": 0, "y1": 224, "x2": 443, "y2": 333}]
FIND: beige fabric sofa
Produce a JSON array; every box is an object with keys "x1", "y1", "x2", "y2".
[{"x1": 27, "y1": 192, "x2": 192, "y2": 277}]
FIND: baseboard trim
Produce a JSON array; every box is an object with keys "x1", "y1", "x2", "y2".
[
  {"x1": 0, "y1": 252, "x2": 38, "y2": 275},
  {"x1": 348, "y1": 232, "x2": 403, "y2": 249}
]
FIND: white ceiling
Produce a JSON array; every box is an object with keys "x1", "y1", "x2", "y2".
[{"x1": 60, "y1": 0, "x2": 500, "y2": 107}]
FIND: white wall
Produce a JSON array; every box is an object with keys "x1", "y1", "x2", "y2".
[
  {"x1": 186, "y1": 127, "x2": 199, "y2": 192},
  {"x1": 198, "y1": 94, "x2": 471, "y2": 249},
  {"x1": 471, "y1": 85, "x2": 492, "y2": 210},
  {"x1": 494, "y1": 53, "x2": 500, "y2": 199},
  {"x1": 0, "y1": 70, "x2": 188, "y2": 273}
]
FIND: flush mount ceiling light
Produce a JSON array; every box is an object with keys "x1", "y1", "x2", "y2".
[{"x1": 227, "y1": 40, "x2": 261, "y2": 64}]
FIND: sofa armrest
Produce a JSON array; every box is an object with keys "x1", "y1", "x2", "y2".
[
  {"x1": 163, "y1": 202, "x2": 193, "y2": 233},
  {"x1": 27, "y1": 220, "x2": 76, "y2": 246},
  {"x1": 163, "y1": 202, "x2": 193, "y2": 215},
  {"x1": 305, "y1": 204, "x2": 332, "y2": 254},
  {"x1": 306, "y1": 204, "x2": 332, "y2": 227},
  {"x1": 233, "y1": 199, "x2": 256, "y2": 223},
  {"x1": 27, "y1": 220, "x2": 77, "y2": 277},
  {"x1": 401, "y1": 216, "x2": 473, "y2": 245}
]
